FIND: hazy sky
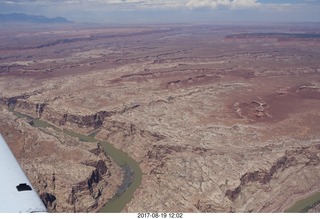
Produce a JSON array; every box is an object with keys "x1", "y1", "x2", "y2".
[{"x1": 0, "y1": 0, "x2": 320, "y2": 23}]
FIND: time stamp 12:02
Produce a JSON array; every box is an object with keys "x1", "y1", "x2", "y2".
[{"x1": 137, "y1": 213, "x2": 183, "y2": 218}]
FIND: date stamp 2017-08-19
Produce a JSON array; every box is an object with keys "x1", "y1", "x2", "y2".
[{"x1": 137, "y1": 213, "x2": 183, "y2": 219}]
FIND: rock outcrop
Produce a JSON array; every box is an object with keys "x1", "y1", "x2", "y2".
[
  {"x1": 1, "y1": 24, "x2": 320, "y2": 213},
  {"x1": 0, "y1": 107, "x2": 122, "y2": 212}
]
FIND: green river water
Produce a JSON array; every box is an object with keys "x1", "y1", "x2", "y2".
[
  {"x1": 10, "y1": 109, "x2": 142, "y2": 213},
  {"x1": 284, "y1": 191, "x2": 320, "y2": 213},
  {"x1": 9, "y1": 109, "x2": 320, "y2": 213}
]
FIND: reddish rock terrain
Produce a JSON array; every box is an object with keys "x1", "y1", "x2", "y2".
[
  {"x1": 0, "y1": 108, "x2": 122, "y2": 212},
  {"x1": 0, "y1": 23, "x2": 320, "y2": 212}
]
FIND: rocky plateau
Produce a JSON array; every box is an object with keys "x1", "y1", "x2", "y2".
[{"x1": 0, "y1": 23, "x2": 320, "y2": 212}]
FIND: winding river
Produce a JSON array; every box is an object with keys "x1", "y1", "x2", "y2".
[
  {"x1": 9, "y1": 109, "x2": 320, "y2": 212},
  {"x1": 10, "y1": 109, "x2": 142, "y2": 213}
]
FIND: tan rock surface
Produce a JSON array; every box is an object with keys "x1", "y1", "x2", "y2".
[
  {"x1": 1, "y1": 24, "x2": 320, "y2": 212},
  {"x1": 0, "y1": 107, "x2": 122, "y2": 212}
]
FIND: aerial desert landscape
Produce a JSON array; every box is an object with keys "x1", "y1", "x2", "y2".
[{"x1": 0, "y1": 21, "x2": 320, "y2": 213}]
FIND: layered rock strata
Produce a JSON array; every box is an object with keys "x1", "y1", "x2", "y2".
[
  {"x1": 1, "y1": 24, "x2": 320, "y2": 212},
  {"x1": 0, "y1": 107, "x2": 122, "y2": 212}
]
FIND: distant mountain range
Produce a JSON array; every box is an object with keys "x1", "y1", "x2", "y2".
[{"x1": 0, "y1": 13, "x2": 71, "y2": 23}]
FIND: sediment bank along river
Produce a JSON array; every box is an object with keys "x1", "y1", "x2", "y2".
[
  {"x1": 10, "y1": 109, "x2": 142, "y2": 213},
  {"x1": 285, "y1": 191, "x2": 320, "y2": 212},
  {"x1": 9, "y1": 109, "x2": 320, "y2": 212}
]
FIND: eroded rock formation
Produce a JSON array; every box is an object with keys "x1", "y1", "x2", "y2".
[
  {"x1": 0, "y1": 107, "x2": 122, "y2": 212},
  {"x1": 1, "y1": 24, "x2": 320, "y2": 213}
]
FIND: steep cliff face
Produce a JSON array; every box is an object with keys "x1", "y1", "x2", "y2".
[
  {"x1": 15, "y1": 99, "x2": 48, "y2": 118},
  {"x1": 0, "y1": 107, "x2": 122, "y2": 212},
  {"x1": 65, "y1": 159, "x2": 114, "y2": 212},
  {"x1": 0, "y1": 96, "x2": 105, "y2": 134},
  {"x1": 1, "y1": 24, "x2": 320, "y2": 213},
  {"x1": 222, "y1": 145, "x2": 320, "y2": 212},
  {"x1": 40, "y1": 192, "x2": 57, "y2": 212},
  {"x1": 0, "y1": 95, "x2": 144, "y2": 138},
  {"x1": 0, "y1": 94, "x2": 30, "y2": 108},
  {"x1": 225, "y1": 155, "x2": 297, "y2": 201},
  {"x1": 0, "y1": 95, "x2": 46, "y2": 119},
  {"x1": 0, "y1": 96, "x2": 104, "y2": 133},
  {"x1": 59, "y1": 112, "x2": 110, "y2": 129},
  {"x1": 308, "y1": 202, "x2": 320, "y2": 213}
]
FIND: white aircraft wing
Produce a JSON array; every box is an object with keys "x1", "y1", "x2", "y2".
[{"x1": 0, "y1": 134, "x2": 47, "y2": 213}]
